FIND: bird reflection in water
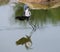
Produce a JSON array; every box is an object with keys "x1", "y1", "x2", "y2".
[{"x1": 16, "y1": 35, "x2": 32, "y2": 49}]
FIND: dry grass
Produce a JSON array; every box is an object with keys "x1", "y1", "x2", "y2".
[
  {"x1": 18, "y1": 0, "x2": 60, "y2": 9},
  {"x1": 0, "y1": 0, "x2": 9, "y2": 5}
]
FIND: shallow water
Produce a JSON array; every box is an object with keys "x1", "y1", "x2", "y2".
[{"x1": 0, "y1": 1, "x2": 60, "y2": 52}]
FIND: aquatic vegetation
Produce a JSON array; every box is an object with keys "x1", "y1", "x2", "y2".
[
  {"x1": 30, "y1": 7, "x2": 60, "y2": 25},
  {"x1": 14, "y1": 3, "x2": 24, "y2": 13}
]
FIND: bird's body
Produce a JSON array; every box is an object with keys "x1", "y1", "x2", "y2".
[
  {"x1": 15, "y1": 4, "x2": 31, "y2": 21},
  {"x1": 15, "y1": 16, "x2": 29, "y2": 21}
]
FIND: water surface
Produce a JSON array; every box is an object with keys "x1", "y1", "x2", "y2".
[{"x1": 0, "y1": 1, "x2": 60, "y2": 52}]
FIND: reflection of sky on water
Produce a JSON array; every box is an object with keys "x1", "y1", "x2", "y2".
[
  {"x1": 0, "y1": 5, "x2": 13, "y2": 26},
  {"x1": 0, "y1": 3, "x2": 60, "y2": 52},
  {"x1": 0, "y1": 25, "x2": 60, "y2": 52}
]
